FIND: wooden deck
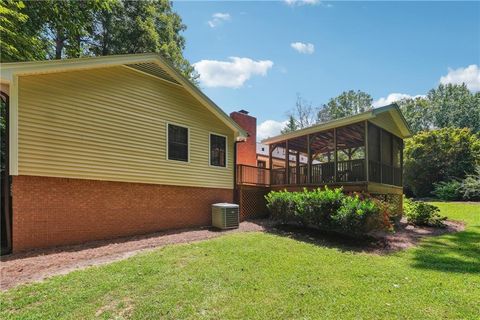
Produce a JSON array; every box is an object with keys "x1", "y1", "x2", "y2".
[{"x1": 236, "y1": 161, "x2": 403, "y2": 195}]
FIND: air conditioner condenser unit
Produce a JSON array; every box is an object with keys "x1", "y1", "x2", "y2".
[{"x1": 212, "y1": 203, "x2": 239, "y2": 229}]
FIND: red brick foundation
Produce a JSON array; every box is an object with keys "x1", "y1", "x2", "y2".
[{"x1": 12, "y1": 176, "x2": 233, "y2": 252}]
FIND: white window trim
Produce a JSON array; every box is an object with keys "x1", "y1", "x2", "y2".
[
  {"x1": 166, "y1": 122, "x2": 190, "y2": 163},
  {"x1": 209, "y1": 132, "x2": 228, "y2": 168}
]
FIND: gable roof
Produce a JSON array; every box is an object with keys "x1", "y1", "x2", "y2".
[
  {"x1": 0, "y1": 53, "x2": 247, "y2": 140},
  {"x1": 261, "y1": 104, "x2": 412, "y2": 145}
]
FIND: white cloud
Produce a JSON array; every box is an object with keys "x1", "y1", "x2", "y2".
[
  {"x1": 291, "y1": 42, "x2": 315, "y2": 54},
  {"x1": 193, "y1": 57, "x2": 274, "y2": 89},
  {"x1": 439, "y1": 64, "x2": 480, "y2": 92},
  {"x1": 208, "y1": 12, "x2": 231, "y2": 28},
  {"x1": 373, "y1": 93, "x2": 426, "y2": 108},
  {"x1": 257, "y1": 120, "x2": 288, "y2": 141},
  {"x1": 284, "y1": 0, "x2": 320, "y2": 6}
]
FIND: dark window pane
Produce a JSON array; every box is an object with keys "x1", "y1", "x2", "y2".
[
  {"x1": 210, "y1": 134, "x2": 226, "y2": 167},
  {"x1": 168, "y1": 124, "x2": 188, "y2": 162}
]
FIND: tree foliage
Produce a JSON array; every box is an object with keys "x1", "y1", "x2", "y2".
[
  {"x1": 397, "y1": 97, "x2": 431, "y2": 134},
  {"x1": 398, "y1": 84, "x2": 480, "y2": 134},
  {"x1": 317, "y1": 90, "x2": 373, "y2": 122},
  {"x1": 1, "y1": 0, "x2": 197, "y2": 81},
  {"x1": 281, "y1": 94, "x2": 316, "y2": 134},
  {"x1": 0, "y1": 0, "x2": 45, "y2": 61},
  {"x1": 428, "y1": 83, "x2": 480, "y2": 133},
  {"x1": 281, "y1": 115, "x2": 298, "y2": 134},
  {"x1": 403, "y1": 128, "x2": 480, "y2": 197}
]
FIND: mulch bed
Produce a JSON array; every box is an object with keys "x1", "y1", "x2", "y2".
[
  {"x1": 0, "y1": 219, "x2": 464, "y2": 291},
  {"x1": 371, "y1": 219, "x2": 465, "y2": 252}
]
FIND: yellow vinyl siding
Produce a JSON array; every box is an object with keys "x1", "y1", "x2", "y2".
[{"x1": 17, "y1": 66, "x2": 235, "y2": 189}]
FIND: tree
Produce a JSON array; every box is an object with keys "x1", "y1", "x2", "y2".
[
  {"x1": 13, "y1": 0, "x2": 197, "y2": 81},
  {"x1": 427, "y1": 83, "x2": 480, "y2": 133},
  {"x1": 281, "y1": 115, "x2": 299, "y2": 134},
  {"x1": 0, "y1": 0, "x2": 45, "y2": 62},
  {"x1": 397, "y1": 97, "x2": 432, "y2": 134},
  {"x1": 403, "y1": 128, "x2": 480, "y2": 197},
  {"x1": 318, "y1": 90, "x2": 373, "y2": 122},
  {"x1": 24, "y1": 0, "x2": 100, "y2": 59},
  {"x1": 95, "y1": 0, "x2": 196, "y2": 80},
  {"x1": 281, "y1": 94, "x2": 317, "y2": 134}
]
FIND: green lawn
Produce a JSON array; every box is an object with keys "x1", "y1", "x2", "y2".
[{"x1": 1, "y1": 202, "x2": 479, "y2": 319}]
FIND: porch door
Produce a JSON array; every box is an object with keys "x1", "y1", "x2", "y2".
[{"x1": 1, "y1": 92, "x2": 12, "y2": 254}]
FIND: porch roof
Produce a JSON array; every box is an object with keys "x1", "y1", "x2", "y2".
[{"x1": 261, "y1": 104, "x2": 412, "y2": 145}]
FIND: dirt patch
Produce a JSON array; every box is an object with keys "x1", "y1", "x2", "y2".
[
  {"x1": 0, "y1": 219, "x2": 464, "y2": 291},
  {"x1": 96, "y1": 297, "x2": 134, "y2": 319},
  {"x1": 0, "y1": 221, "x2": 268, "y2": 291}
]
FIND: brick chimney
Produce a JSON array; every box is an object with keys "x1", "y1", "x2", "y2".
[{"x1": 230, "y1": 110, "x2": 257, "y2": 166}]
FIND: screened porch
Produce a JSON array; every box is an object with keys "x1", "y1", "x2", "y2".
[{"x1": 236, "y1": 120, "x2": 404, "y2": 188}]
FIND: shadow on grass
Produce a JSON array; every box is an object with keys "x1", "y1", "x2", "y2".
[
  {"x1": 259, "y1": 222, "x2": 384, "y2": 253},
  {"x1": 410, "y1": 226, "x2": 480, "y2": 274}
]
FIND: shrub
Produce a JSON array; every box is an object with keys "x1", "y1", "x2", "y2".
[
  {"x1": 432, "y1": 180, "x2": 463, "y2": 201},
  {"x1": 403, "y1": 198, "x2": 446, "y2": 227},
  {"x1": 265, "y1": 188, "x2": 391, "y2": 236},
  {"x1": 403, "y1": 128, "x2": 480, "y2": 197},
  {"x1": 461, "y1": 166, "x2": 480, "y2": 201}
]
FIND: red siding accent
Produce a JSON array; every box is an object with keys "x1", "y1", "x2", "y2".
[{"x1": 12, "y1": 176, "x2": 233, "y2": 252}]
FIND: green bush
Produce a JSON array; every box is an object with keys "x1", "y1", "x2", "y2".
[
  {"x1": 432, "y1": 180, "x2": 463, "y2": 201},
  {"x1": 461, "y1": 166, "x2": 480, "y2": 201},
  {"x1": 404, "y1": 128, "x2": 480, "y2": 197},
  {"x1": 265, "y1": 188, "x2": 391, "y2": 236},
  {"x1": 403, "y1": 198, "x2": 446, "y2": 227}
]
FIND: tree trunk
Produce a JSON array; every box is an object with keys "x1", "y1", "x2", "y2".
[{"x1": 55, "y1": 29, "x2": 65, "y2": 59}]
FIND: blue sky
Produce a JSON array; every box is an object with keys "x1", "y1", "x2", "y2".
[{"x1": 174, "y1": 1, "x2": 480, "y2": 140}]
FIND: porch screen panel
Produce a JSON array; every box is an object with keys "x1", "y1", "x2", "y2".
[
  {"x1": 310, "y1": 130, "x2": 335, "y2": 184},
  {"x1": 381, "y1": 130, "x2": 393, "y2": 184},
  {"x1": 392, "y1": 136, "x2": 402, "y2": 186},
  {"x1": 368, "y1": 123, "x2": 381, "y2": 182},
  {"x1": 336, "y1": 122, "x2": 365, "y2": 182}
]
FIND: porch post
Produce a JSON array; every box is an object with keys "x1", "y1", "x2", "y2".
[
  {"x1": 379, "y1": 129, "x2": 383, "y2": 183},
  {"x1": 333, "y1": 128, "x2": 337, "y2": 182},
  {"x1": 285, "y1": 140, "x2": 290, "y2": 185},
  {"x1": 296, "y1": 151, "x2": 300, "y2": 184},
  {"x1": 365, "y1": 120, "x2": 369, "y2": 182},
  {"x1": 307, "y1": 134, "x2": 312, "y2": 184},
  {"x1": 400, "y1": 140, "x2": 404, "y2": 186},
  {"x1": 269, "y1": 144, "x2": 274, "y2": 185}
]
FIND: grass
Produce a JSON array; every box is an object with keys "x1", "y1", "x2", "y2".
[{"x1": 1, "y1": 202, "x2": 479, "y2": 319}]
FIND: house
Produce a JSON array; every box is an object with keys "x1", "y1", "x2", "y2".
[
  {"x1": 231, "y1": 105, "x2": 412, "y2": 219},
  {"x1": 0, "y1": 53, "x2": 247, "y2": 253}
]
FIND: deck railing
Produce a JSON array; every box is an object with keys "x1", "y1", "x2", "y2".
[
  {"x1": 311, "y1": 162, "x2": 335, "y2": 184},
  {"x1": 236, "y1": 164, "x2": 270, "y2": 186},
  {"x1": 337, "y1": 159, "x2": 365, "y2": 182},
  {"x1": 236, "y1": 160, "x2": 402, "y2": 187}
]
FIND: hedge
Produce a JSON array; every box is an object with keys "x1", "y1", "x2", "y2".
[{"x1": 265, "y1": 188, "x2": 393, "y2": 236}]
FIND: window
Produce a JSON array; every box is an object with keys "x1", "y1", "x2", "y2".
[
  {"x1": 210, "y1": 134, "x2": 226, "y2": 167},
  {"x1": 168, "y1": 124, "x2": 188, "y2": 162},
  {"x1": 257, "y1": 160, "x2": 266, "y2": 168}
]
